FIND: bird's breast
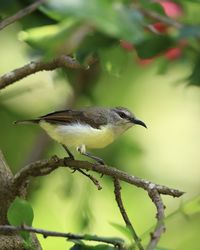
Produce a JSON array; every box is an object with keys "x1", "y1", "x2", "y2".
[{"x1": 39, "y1": 121, "x2": 116, "y2": 149}]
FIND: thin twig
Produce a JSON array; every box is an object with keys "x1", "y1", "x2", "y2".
[
  {"x1": 0, "y1": 0, "x2": 45, "y2": 30},
  {"x1": 113, "y1": 178, "x2": 144, "y2": 250},
  {"x1": 76, "y1": 168, "x2": 102, "y2": 190},
  {"x1": 13, "y1": 157, "x2": 184, "y2": 198},
  {"x1": 145, "y1": 189, "x2": 165, "y2": 250},
  {"x1": 0, "y1": 55, "x2": 83, "y2": 90},
  {"x1": 0, "y1": 224, "x2": 124, "y2": 248},
  {"x1": 137, "y1": 7, "x2": 182, "y2": 29}
]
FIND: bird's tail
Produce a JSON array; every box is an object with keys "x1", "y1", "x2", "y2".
[{"x1": 14, "y1": 119, "x2": 40, "y2": 125}]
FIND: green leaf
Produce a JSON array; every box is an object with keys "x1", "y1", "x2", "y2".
[
  {"x1": 7, "y1": 197, "x2": 34, "y2": 242},
  {"x1": 135, "y1": 35, "x2": 174, "y2": 59},
  {"x1": 42, "y1": 0, "x2": 145, "y2": 43},
  {"x1": 140, "y1": 2, "x2": 166, "y2": 15},
  {"x1": 7, "y1": 197, "x2": 34, "y2": 226},
  {"x1": 19, "y1": 18, "x2": 80, "y2": 57},
  {"x1": 110, "y1": 222, "x2": 133, "y2": 242},
  {"x1": 181, "y1": 195, "x2": 200, "y2": 216},
  {"x1": 188, "y1": 57, "x2": 200, "y2": 86}
]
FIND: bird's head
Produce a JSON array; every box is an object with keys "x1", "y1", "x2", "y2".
[{"x1": 110, "y1": 107, "x2": 147, "y2": 131}]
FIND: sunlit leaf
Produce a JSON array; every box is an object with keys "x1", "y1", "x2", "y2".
[
  {"x1": 42, "y1": 0, "x2": 145, "y2": 43},
  {"x1": 19, "y1": 18, "x2": 80, "y2": 56}
]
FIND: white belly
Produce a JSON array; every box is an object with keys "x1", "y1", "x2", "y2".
[{"x1": 40, "y1": 121, "x2": 116, "y2": 149}]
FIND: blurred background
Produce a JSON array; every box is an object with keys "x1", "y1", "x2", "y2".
[{"x1": 0, "y1": 1, "x2": 200, "y2": 250}]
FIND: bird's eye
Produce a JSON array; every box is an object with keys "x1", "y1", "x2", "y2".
[{"x1": 118, "y1": 112, "x2": 127, "y2": 119}]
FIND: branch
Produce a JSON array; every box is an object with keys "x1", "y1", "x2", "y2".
[
  {"x1": 13, "y1": 157, "x2": 184, "y2": 198},
  {"x1": 0, "y1": 0, "x2": 45, "y2": 31},
  {"x1": 75, "y1": 168, "x2": 102, "y2": 190},
  {"x1": 12, "y1": 157, "x2": 184, "y2": 249},
  {"x1": 146, "y1": 189, "x2": 165, "y2": 250},
  {"x1": 113, "y1": 178, "x2": 144, "y2": 250},
  {"x1": 0, "y1": 224, "x2": 124, "y2": 248},
  {"x1": 0, "y1": 151, "x2": 42, "y2": 249},
  {"x1": 137, "y1": 7, "x2": 182, "y2": 29},
  {"x1": 0, "y1": 55, "x2": 83, "y2": 90}
]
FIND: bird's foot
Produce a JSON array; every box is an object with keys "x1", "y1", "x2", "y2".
[
  {"x1": 71, "y1": 168, "x2": 77, "y2": 173},
  {"x1": 81, "y1": 151, "x2": 106, "y2": 165}
]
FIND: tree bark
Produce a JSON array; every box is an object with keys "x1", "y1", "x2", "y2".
[{"x1": 0, "y1": 150, "x2": 42, "y2": 250}]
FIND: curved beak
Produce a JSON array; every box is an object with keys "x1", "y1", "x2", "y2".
[{"x1": 131, "y1": 118, "x2": 147, "y2": 128}]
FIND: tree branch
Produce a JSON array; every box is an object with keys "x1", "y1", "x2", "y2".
[
  {"x1": 0, "y1": 224, "x2": 124, "y2": 248},
  {"x1": 137, "y1": 7, "x2": 182, "y2": 29},
  {"x1": 146, "y1": 189, "x2": 165, "y2": 250},
  {"x1": 13, "y1": 156, "x2": 184, "y2": 198},
  {"x1": 75, "y1": 168, "x2": 102, "y2": 190},
  {"x1": 0, "y1": 55, "x2": 83, "y2": 90},
  {"x1": 12, "y1": 157, "x2": 184, "y2": 249},
  {"x1": 113, "y1": 178, "x2": 144, "y2": 250},
  {"x1": 0, "y1": 0, "x2": 45, "y2": 31}
]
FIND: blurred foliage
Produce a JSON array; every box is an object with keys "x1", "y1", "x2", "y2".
[{"x1": 0, "y1": 0, "x2": 200, "y2": 250}]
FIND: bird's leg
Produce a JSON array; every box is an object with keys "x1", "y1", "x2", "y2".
[
  {"x1": 62, "y1": 145, "x2": 78, "y2": 173},
  {"x1": 62, "y1": 145, "x2": 74, "y2": 159},
  {"x1": 77, "y1": 145, "x2": 105, "y2": 165}
]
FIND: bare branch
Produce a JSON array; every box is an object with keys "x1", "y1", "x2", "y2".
[
  {"x1": 0, "y1": 0, "x2": 45, "y2": 31},
  {"x1": 13, "y1": 156, "x2": 184, "y2": 198},
  {"x1": 146, "y1": 189, "x2": 165, "y2": 250},
  {"x1": 10, "y1": 156, "x2": 183, "y2": 250},
  {"x1": 76, "y1": 168, "x2": 102, "y2": 190},
  {"x1": 0, "y1": 55, "x2": 83, "y2": 90},
  {"x1": 0, "y1": 224, "x2": 124, "y2": 248},
  {"x1": 113, "y1": 178, "x2": 144, "y2": 250}
]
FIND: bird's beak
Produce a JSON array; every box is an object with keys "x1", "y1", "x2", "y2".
[{"x1": 131, "y1": 118, "x2": 147, "y2": 128}]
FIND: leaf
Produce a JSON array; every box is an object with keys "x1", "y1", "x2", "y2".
[
  {"x1": 141, "y1": 195, "x2": 200, "y2": 240},
  {"x1": 110, "y1": 222, "x2": 133, "y2": 242},
  {"x1": 135, "y1": 35, "x2": 174, "y2": 59},
  {"x1": 41, "y1": 0, "x2": 145, "y2": 43},
  {"x1": 75, "y1": 32, "x2": 116, "y2": 64},
  {"x1": 140, "y1": 1, "x2": 166, "y2": 15},
  {"x1": 181, "y1": 195, "x2": 200, "y2": 216},
  {"x1": 7, "y1": 197, "x2": 34, "y2": 226},
  {"x1": 188, "y1": 56, "x2": 200, "y2": 86},
  {"x1": 19, "y1": 18, "x2": 80, "y2": 57},
  {"x1": 7, "y1": 197, "x2": 34, "y2": 242}
]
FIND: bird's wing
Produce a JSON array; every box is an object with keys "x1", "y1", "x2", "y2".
[{"x1": 39, "y1": 109, "x2": 107, "y2": 129}]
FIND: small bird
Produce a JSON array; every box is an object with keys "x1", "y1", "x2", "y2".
[{"x1": 15, "y1": 107, "x2": 147, "y2": 164}]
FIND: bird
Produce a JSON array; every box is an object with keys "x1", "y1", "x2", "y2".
[{"x1": 15, "y1": 107, "x2": 147, "y2": 164}]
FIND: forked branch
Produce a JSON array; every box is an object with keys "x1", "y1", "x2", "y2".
[{"x1": 11, "y1": 156, "x2": 184, "y2": 250}]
